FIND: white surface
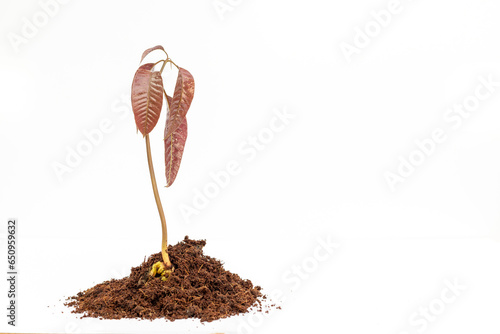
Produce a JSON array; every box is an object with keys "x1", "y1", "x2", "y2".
[{"x1": 1, "y1": 0, "x2": 500, "y2": 333}]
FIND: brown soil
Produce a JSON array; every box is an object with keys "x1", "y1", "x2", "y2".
[{"x1": 65, "y1": 236, "x2": 265, "y2": 322}]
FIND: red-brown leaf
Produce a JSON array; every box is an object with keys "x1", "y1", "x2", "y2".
[
  {"x1": 164, "y1": 117, "x2": 188, "y2": 187},
  {"x1": 140, "y1": 45, "x2": 166, "y2": 63},
  {"x1": 131, "y1": 63, "x2": 164, "y2": 135},
  {"x1": 165, "y1": 94, "x2": 173, "y2": 111},
  {"x1": 164, "y1": 68, "x2": 194, "y2": 138}
]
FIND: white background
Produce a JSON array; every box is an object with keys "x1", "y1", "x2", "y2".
[{"x1": 1, "y1": 0, "x2": 500, "y2": 333}]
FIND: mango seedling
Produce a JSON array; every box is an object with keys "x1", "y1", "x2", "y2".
[{"x1": 131, "y1": 45, "x2": 195, "y2": 280}]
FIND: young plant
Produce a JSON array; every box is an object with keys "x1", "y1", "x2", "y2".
[{"x1": 131, "y1": 45, "x2": 195, "y2": 280}]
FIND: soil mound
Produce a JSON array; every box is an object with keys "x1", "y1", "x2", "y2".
[{"x1": 66, "y1": 236, "x2": 264, "y2": 322}]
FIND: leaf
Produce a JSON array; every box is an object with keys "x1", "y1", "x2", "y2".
[
  {"x1": 140, "y1": 45, "x2": 166, "y2": 63},
  {"x1": 164, "y1": 68, "x2": 195, "y2": 138},
  {"x1": 131, "y1": 63, "x2": 164, "y2": 136},
  {"x1": 164, "y1": 117, "x2": 188, "y2": 187},
  {"x1": 165, "y1": 94, "x2": 173, "y2": 111}
]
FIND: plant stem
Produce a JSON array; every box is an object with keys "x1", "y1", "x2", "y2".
[{"x1": 145, "y1": 133, "x2": 172, "y2": 269}]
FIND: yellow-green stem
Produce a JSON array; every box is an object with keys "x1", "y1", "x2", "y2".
[{"x1": 145, "y1": 134, "x2": 171, "y2": 269}]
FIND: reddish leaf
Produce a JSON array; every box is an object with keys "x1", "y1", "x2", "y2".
[
  {"x1": 164, "y1": 68, "x2": 194, "y2": 138},
  {"x1": 164, "y1": 117, "x2": 188, "y2": 187},
  {"x1": 164, "y1": 92, "x2": 174, "y2": 129},
  {"x1": 165, "y1": 94, "x2": 173, "y2": 111},
  {"x1": 140, "y1": 45, "x2": 166, "y2": 63},
  {"x1": 131, "y1": 63, "x2": 164, "y2": 135}
]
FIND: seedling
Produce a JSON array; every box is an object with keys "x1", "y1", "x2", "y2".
[
  {"x1": 66, "y1": 46, "x2": 265, "y2": 321},
  {"x1": 131, "y1": 45, "x2": 195, "y2": 280}
]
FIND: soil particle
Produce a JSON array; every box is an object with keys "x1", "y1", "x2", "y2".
[{"x1": 65, "y1": 236, "x2": 264, "y2": 322}]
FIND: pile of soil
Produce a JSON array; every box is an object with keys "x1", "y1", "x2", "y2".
[{"x1": 65, "y1": 236, "x2": 265, "y2": 322}]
